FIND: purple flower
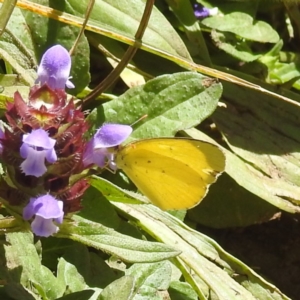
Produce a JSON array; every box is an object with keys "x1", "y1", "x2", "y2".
[
  {"x1": 194, "y1": 4, "x2": 218, "y2": 18},
  {"x1": 83, "y1": 124, "x2": 132, "y2": 169},
  {"x1": 20, "y1": 128, "x2": 57, "y2": 177},
  {"x1": 36, "y1": 45, "x2": 74, "y2": 89},
  {"x1": 23, "y1": 194, "x2": 64, "y2": 237}
]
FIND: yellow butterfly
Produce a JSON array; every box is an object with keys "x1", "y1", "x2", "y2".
[{"x1": 115, "y1": 138, "x2": 226, "y2": 210}]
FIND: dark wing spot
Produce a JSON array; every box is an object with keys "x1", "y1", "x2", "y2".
[{"x1": 147, "y1": 160, "x2": 151, "y2": 163}]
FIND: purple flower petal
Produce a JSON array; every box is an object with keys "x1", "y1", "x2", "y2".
[
  {"x1": 22, "y1": 128, "x2": 56, "y2": 149},
  {"x1": 82, "y1": 139, "x2": 94, "y2": 166},
  {"x1": 194, "y1": 4, "x2": 218, "y2": 18},
  {"x1": 83, "y1": 139, "x2": 109, "y2": 168},
  {"x1": 31, "y1": 215, "x2": 60, "y2": 237},
  {"x1": 20, "y1": 145, "x2": 47, "y2": 177},
  {"x1": 20, "y1": 129, "x2": 57, "y2": 177},
  {"x1": 36, "y1": 45, "x2": 74, "y2": 89},
  {"x1": 92, "y1": 148, "x2": 110, "y2": 168},
  {"x1": 94, "y1": 124, "x2": 132, "y2": 148},
  {"x1": 23, "y1": 194, "x2": 64, "y2": 237},
  {"x1": 83, "y1": 124, "x2": 132, "y2": 168}
]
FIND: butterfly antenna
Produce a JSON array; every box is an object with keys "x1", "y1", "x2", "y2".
[{"x1": 131, "y1": 114, "x2": 148, "y2": 127}]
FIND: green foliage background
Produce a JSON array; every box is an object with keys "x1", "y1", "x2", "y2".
[{"x1": 0, "y1": 0, "x2": 299, "y2": 299}]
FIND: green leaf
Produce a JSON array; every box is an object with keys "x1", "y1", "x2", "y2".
[
  {"x1": 67, "y1": 0, "x2": 192, "y2": 60},
  {"x1": 57, "y1": 258, "x2": 87, "y2": 293},
  {"x1": 58, "y1": 241, "x2": 120, "y2": 289},
  {"x1": 258, "y1": 41, "x2": 300, "y2": 90},
  {"x1": 2, "y1": 232, "x2": 65, "y2": 299},
  {"x1": 0, "y1": 33, "x2": 34, "y2": 70},
  {"x1": 213, "y1": 81, "x2": 300, "y2": 213},
  {"x1": 269, "y1": 62, "x2": 300, "y2": 85},
  {"x1": 163, "y1": 0, "x2": 211, "y2": 64},
  {"x1": 99, "y1": 276, "x2": 135, "y2": 300},
  {"x1": 125, "y1": 261, "x2": 172, "y2": 299},
  {"x1": 211, "y1": 31, "x2": 261, "y2": 62},
  {"x1": 113, "y1": 202, "x2": 290, "y2": 299},
  {"x1": 202, "y1": 12, "x2": 279, "y2": 43},
  {"x1": 0, "y1": 47, "x2": 35, "y2": 86},
  {"x1": 88, "y1": 176, "x2": 144, "y2": 206},
  {"x1": 58, "y1": 215, "x2": 180, "y2": 263},
  {"x1": 79, "y1": 186, "x2": 122, "y2": 228},
  {"x1": 0, "y1": 5, "x2": 37, "y2": 87},
  {"x1": 1, "y1": 5, "x2": 36, "y2": 57},
  {"x1": 169, "y1": 281, "x2": 198, "y2": 300},
  {"x1": 89, "y1": 72, "x2": 222, "y2": 139}
]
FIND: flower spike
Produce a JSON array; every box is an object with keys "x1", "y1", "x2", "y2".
[{"x1": 0, "y1": 44, "x2": 90, "y2": 218}]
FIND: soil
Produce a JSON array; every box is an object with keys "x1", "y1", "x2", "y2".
[{"x1": 198, "y1": 212, "x2": 300, "y2": 300}]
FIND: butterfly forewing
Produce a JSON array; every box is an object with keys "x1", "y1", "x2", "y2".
[{"x1": 116, "y1": 138, "x2": 225, "y2": 210}]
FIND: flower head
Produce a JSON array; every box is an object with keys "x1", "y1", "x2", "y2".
[
  {"x1": 36, "y1": 45, "x2": 74, "y2": 89},
  {"x1": 194, "y1": 4, "x2": 218, "y2": 18},
  {"x1": 2, "y1": 85, "x2": 89, "y2": 211},
  {"x1": 20, "y1": 129, "x2": 57, "y2": 177},
  {"x1": 0, "y1": 45, "x2": 89, "y2": 215},
  {"x1": 23, "y1": 194, "x2": 64, "y2": 237},
  {"x1": 83, "y1": 124, "x2": 132, "y2": 169}
]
